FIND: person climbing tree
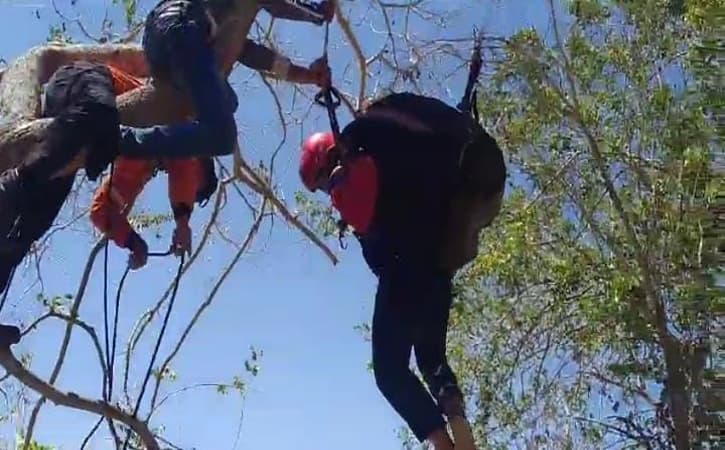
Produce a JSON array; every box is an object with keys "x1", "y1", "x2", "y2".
[
  {"x1": 0, "y1": 1, "x2": 334, "y2": 293},
  {"x1": 298, "y1": 92, "x2": 507, "y2": 450},
  {"x1": 0, "y1": 61, "x2": 121, "y2": 294},
  {"x1": 90, "y1": 155, "x2": 217, "y2": 270},
  {"x1": 91, "y1": 14, "x2": 334, "y2": 270},
  {"x1": 88, "y1": 65, "x2": 219, "y2": 271},
  {"x1": 117, "y1": 0, "x2": 334, "y2": 160}
]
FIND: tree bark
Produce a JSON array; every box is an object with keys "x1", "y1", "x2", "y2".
[{"x1": 0, "y1": 0, "x2": 259, "y2": 171}]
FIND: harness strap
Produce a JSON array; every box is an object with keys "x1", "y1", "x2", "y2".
[
  {"x1": 457, "y1": 31, "x2": 483, "y2": 118},
  {"x1": 312, "y1": 21, "x2": 354, "y2": 244}
]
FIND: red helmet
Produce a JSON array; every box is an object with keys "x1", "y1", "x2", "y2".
[{"x1": 300, "y1": 131, "x2": 336, "y2": 192}]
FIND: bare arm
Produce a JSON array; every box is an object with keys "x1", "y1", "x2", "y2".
[{"x1": 238, "y1": 39, "x2": 320, "y2": 84}]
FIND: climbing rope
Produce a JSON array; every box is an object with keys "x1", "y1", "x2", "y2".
[
  {"x1": 457, "y1": 29, "x2": 483, "y2": 122},
  {"x1": 108, "y1": 264, "x2": 129, "y2": 397},
  {"x1": 105, "y1": 247, "x2": 174, "y2": 402},
  {"x1": 102, "y1": 161, "x2": 116, "y2": 402},
  {"x1": 122, "y1": 253, "x2": 184, "y2": 450},
  {"x1": 314, "y1": 21, "x2": 351, "y2": 248},
  {"x1": 314, "y1": 22, "x2": 344, "y2": 146}
]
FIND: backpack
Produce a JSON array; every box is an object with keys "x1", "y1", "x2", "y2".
[{"x1": 363, "y1": 92, "x2": 507, "y2": 272}]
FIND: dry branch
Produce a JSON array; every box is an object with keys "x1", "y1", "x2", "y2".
[
  {"x1": 0, "y1": 344, "x2": 159, "y2": 450},
  {"x1": 232, "y1": 149, "x2": 338, "y2": 264},
  {"x1": 148, "y1": 197, "x2": 267, "y2": 417},
  {"x1": 23, "y1": 239, "x2": 106, "y2": 447}
]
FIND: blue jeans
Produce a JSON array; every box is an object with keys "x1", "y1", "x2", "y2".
[
  {"x1": 118, "y1": 14, "x2": 238, "y2": 159},
  {"x1": 370, "y1": 256, "x2": 459, "y2": 442}
]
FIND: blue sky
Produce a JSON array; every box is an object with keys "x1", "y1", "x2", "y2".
[{"x1": 0, "y1": 1, "x2": 554, "y2": 449}]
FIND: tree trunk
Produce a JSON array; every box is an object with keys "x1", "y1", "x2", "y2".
[{"x1": 0, "y1": 0, "x2": 259, "y2": 171}]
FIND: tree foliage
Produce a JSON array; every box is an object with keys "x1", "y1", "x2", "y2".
[
  {"x1": 437, "y1": 1, "x2": 721, "y2": 449},
  {"x1": 0, "y1": 0, "x2": 720, "y2": 448}
]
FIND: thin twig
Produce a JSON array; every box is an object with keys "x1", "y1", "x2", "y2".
[
  {"x1": 123, "y1": 187, "x2": 224, "y2": 403},
  {"x1": 334, "y1": 0, "x2": 367, "y2": 108},
  {"x1": 233, "y1": 152, "x2": 338, "y2": 264},
  {"x1": 24, "y1": 239, "x2": 105, "y2": 448},
  {"x1": 148, "y1": 199, "x2": 267, "y2": 416},
  {"x1": 21, "y1": 311, "x2": 107, "y2": 384}
]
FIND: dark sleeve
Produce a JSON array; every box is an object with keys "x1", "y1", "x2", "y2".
[
  {"x1": 237, "y1": 40, "x2": 277, "y2": 72},
  {"x1": 258, "y1": 0, "x2": 326, "y2": 24}
]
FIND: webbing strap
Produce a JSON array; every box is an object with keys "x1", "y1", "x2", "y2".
[
  {"x1": 314, "y1": 22, "x2": 344, "y2": 144},
  {"x1": 457, "y1": 30, "x2": 483, "y2": 119},
  {"x1": 313, "y1": 21, "x2": 351, "y2": 247}
]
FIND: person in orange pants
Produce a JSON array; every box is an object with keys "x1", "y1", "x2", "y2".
[
  {"x1": 91, "y1": 29, "x2": 333, "y2": 269},
  {"x1": 88, "y1": 65, "x2": 217, "y2": 270}
]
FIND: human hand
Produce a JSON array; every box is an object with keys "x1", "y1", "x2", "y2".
[
  {"x1": 308, "y1": 57, "x2": 331, "y2": 88},
  {"x1": 172, "y1": 223, "x2": 192, "y2": 257},
  {"x1": 320, "y1": 1, "x2": 335, "y2": 23},
  {"x1": 128, "y1": 233, "x2": 148, "y2": 270}
]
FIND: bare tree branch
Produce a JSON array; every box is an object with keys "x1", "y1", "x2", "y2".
[
  {"x1": 334, "y1": 0, "x2": 367, "y2": 108},
  {"x1": 23, "y1": 238, "x2": 105, "y2": 447},
  {"x1": 148, "y1": 198, "x2": 267, "y2": 416},
  {"x1": 123, "y1": 187, "x2": 225, "y2": 404},
  {"x1": 0, "y1": 343, "x2": 159, "y2": 450}
]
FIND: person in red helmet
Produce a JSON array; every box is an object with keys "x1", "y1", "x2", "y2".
[{"x1": 300, "y1": 92, "x2": 506, "y2": 450}]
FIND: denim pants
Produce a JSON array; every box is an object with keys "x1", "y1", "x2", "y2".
[
  {"x1": 363, "y1": 234, "x2": 461, "y2": 442},
  {"x1": 118, "y1": 10, "x2": 238, "y2": 159}
]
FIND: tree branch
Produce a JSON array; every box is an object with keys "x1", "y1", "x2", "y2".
[
  {"x1": 0, "y1": 344, "x2": 159, "y2": 450},
  {"x1": 123, "y1": 187, "x2": 225, "y2": 403},
  {"x1": 232, "y1": 151, "x2": 338, "y2": 264},
  {"x1": 148, "y1": 199, "x2": 267, "y2": 416},
  {"x1": 334, "y1": 0, "x2": 367, "y2": 108},
  {"x1": 23, "y1": 239, "x2": 105, "y2": 448}
]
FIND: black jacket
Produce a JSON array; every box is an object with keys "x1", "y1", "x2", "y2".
[{"x1": 337, "y1": 93, "x2": 469, "y2": 271}]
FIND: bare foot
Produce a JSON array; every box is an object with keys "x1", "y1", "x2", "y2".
[
  {"x1": 437, "y1": 385, "x2": 476, "y2": 450},
  {"x1": 427, "y1": 428, "x2": 455, "y2": 450},
  {"x1": 449, "y1": 416, "x2": 476, "y2": 450}
]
